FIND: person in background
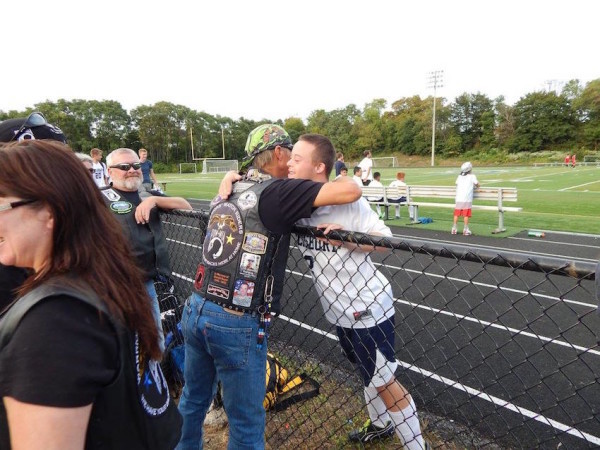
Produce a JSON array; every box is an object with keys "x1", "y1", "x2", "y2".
[
  {"x1": 452, "y1": 161, "x2": 480, "y2": 236},
  {"x1": 359, "y1": 150, "x2": 374, "y2": 186},
  {"x1": 289, "y1": 134, "x2": 427, "y2": 449},
  {"x1": 353, "y1": 166, "x2": 364, "y2": 187},
  {"x1": 139, "y1": 148, "x2": 160, "y2": 191},
  {"x1": 367, "y1": 171, "x2": 385, "y2": 218},
  {"x1": 0, "y1": 140, "x2": 181, "y2": 449},
  {"x1": 90, "y1": 148, "x2": 109, "y2": 188},
  {"x1": 564, "y1": 154, "x2": 571, "y2": 167},
  {"x1": 388, "y1": 172, "x2": 410, "y2": 220},
  {"x1": 103, "y1": 148, "x2": 192, "y2": 351},
  {"x1": 0, "y1": 112, "x2": 67, "y2": 312},
  {"x1": 571, "y1": 153, "x2": 577, "y2": 168},
  {"x1": 334, "y1": 151, "x2": 345, "y2": 177},
  {"x1": 75, "y1": 152, "x2": 95, "y2": 177},
  {"x1": 335, "y1": 165, "x2": 348, "y2": 180}
]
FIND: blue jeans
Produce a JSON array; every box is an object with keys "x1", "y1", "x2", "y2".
[
  {"x1": 145, "y1": 280, "x2": 165, "y2": 352},
  {"x1": 177, "y1": 293, "x2": 267, "y2": 450}
]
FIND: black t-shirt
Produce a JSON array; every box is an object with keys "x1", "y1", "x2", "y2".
[
  {"x1": 259, "y1": 178, "x2": 324, "y2": 234},
  {"x1": 0, "y1": 295, "x2": 118, "y2": 448},
  {"x1": 0, "y1": 265, "x2": 28, "y2": 312}
]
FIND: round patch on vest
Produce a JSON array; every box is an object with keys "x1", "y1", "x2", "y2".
[
  {"x1": 135, "y1": 334, "x2": 170, "y2": 416},
  {"x1": 203, "y1": 201, "x2": 244, "y2": 267},
  {"x1": 237, "y1": 191, "x2": 257, "y2": 210},
  {"x1": 110, "y1": 201, "x2": 133, "y2": 214}
]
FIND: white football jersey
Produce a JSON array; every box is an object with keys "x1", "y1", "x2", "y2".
[{"x1": 296, "y1": 198, "x2": 395, "y2": 328}]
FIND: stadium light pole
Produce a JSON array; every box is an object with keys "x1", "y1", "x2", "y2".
[{"x1": 427, "y1": 70, "x2": 444, "y2": 167}]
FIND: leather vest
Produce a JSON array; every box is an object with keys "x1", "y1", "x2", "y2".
[
  {"x1": 0, "y1": 276, "x2": 182, "y2": 450},
  {"x1": 196, "y1": 176, "x2": 290, "y2": 314},
  {"x1": 101, "y1": 187, "x2": 171, "y2": 280}
]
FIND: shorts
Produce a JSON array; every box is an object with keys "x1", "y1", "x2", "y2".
[
  {"x1": 336, "y1": 317, "x2": 397, "y2": 387},
  {"x1": 454, "y1": 208, "x2": 472, "y2": 217}
]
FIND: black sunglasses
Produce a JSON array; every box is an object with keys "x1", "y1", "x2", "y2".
[
  {"x1": 110, "y1": 163, "x2": 142, "y2": 171},
  {"x1": 0, "y1": 199, "x2": 37, "y2": 212},
  {"x1": 9, "y1": 112, "x2": 48, "y2": 142}
]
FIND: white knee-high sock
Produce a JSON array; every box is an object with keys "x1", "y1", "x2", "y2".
[
  {"x1": 388, "y1": 397, "x2": 425, "y2": 450},
  {"x1": 364, "y1": 386, "x2": 390, "y2": 427}
]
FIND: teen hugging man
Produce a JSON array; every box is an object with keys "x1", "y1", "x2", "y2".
[{"x1": 287, "y1": 134, "x2": 427, "y2": 449}]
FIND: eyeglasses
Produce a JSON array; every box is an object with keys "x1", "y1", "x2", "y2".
[
  {"x1": 110, "y1": 163, "x2": 142, "y2": 171},
  {"x1": 0, "y1": 199, "x2": 36, "y2": 212},
  {"x1": 9, "y1": 112, "x2": 48, "y2": 142}
]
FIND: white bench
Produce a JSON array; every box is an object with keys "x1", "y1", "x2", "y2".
[
  {"x1": 361, "y1": 185, "x2": 408, "y2": 219},
  {"x1": 362, "y1": 185, "x2": 521, "y2": 233}
]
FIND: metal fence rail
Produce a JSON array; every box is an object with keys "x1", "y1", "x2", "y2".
[{"x1": 159, "y1": 209, "x2": 599, "y2": 449}]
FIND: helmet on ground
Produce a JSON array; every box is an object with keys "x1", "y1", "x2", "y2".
[
  {"x1": 244, "y1": 124, "x2": 293, "y2": 161},
  {"x1": 460, "y1": 161, "x2": 473, "y2": 174},
  {"x1": 0, "y1": 112, "x2": 66, "y2": 143}
]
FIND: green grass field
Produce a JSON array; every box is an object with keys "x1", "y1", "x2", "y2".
[{"x1": 157, "y1": 165, "x2": 600, "y2": 236}]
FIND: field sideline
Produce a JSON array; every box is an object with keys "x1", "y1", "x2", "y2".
[{"x1": 156, "y1": 165, "x2": 600, "y2": 236}]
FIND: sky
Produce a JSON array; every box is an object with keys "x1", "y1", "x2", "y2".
[{"x1": 3, "y1": 0, "x2": 598, "y2": 122}]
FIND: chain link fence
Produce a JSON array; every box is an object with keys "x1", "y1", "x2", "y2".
[{"x1": 158, "y1": 209, "x2": 599, "y2": 449}]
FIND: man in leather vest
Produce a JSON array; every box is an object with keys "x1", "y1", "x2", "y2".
[
  {"x1": 0, "y1": 112, "x2": 66, "y2": 313},
  {"x1": 177, "y1": 124, "x2": 362, "y2": 450},
  {"x1": 101, "y1": 148, "x2": 192, "y2": 351}
]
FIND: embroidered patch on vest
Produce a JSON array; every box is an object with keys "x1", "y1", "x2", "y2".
[
  {"x1": 242, "y1": 232, "x2": 268, "y2": 255},
  {"x1": 110, "y1": 201, "x2": 133, "y2": 214},
  {"x1": 101, "y1": 188, "x2": 121, "y2": 202},
  {"x1": 232, "y1": 279, "x2": 254, "y2": 307},
  {"x1": 237, "y1": 191, "x2": 257, "y2": 210},
  {"x1": 207, "y1": 284, "x2": 230, "y2": 300},
  {"x1": 203, "y1": 202, "x2": 244, "y2": 267},
  {"x1": 135, "y1": 334, "x2": 170, "y2": 416},
  {"x1": 239, "y1": 252, "x2": 260, "y2": 279},
  {"x1": 210, "y1": 194, "x2": 224, "y2": 208},
  {"x1": 211, "y1": 271, "x2": 230, "y2": 286}
]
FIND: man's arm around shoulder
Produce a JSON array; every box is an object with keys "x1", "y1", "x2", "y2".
[{"x1": 313, "y1": 176, "x2": 361, "y2": 207}]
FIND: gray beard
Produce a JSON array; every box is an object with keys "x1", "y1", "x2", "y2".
[{"x1": 113, "y1": 176, "x2": 142, "y2": 191}]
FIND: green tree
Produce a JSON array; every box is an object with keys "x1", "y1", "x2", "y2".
[
  {"x1": 572, "y1": 78, "x2": 600, "y2": 150},
  {"x1": 449, "y1": 92, "x2": 496, "y2": 152},
  {"x1": 510, "y1": 91, "x2": 576, "y2": 152}
]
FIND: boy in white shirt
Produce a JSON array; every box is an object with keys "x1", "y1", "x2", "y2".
[
  {"x1": 358, "y1": 150, "x2": 373, "y2": 185},
  {"x1": 452, "y1": 162, "x2": 480, "y2": 236},
  {"x1": 288, "y1": 134, "x2": 427, "y2": 449}
]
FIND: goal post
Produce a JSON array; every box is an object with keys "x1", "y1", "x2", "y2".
[
  {"x1": 202, "y1": 159, "x2": 239, "y2": 174},
  {"x1": 179, "y1": 163, "x2": 197, "y2": 174},
  {"x1": 372, "y1": 157, "x2": 398, "y2": 168}
]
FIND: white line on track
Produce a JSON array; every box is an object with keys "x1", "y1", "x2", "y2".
[
  {"x1": 276, "y1": 312, "x2": 600, "y2": 446},
  {"x1": 387, "y1": 234, "x2": 598, "y2": 263}
]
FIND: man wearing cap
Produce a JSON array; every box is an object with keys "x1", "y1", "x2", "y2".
[
  {"x1": 177, "y1": 124, "x2": 362, "y2": 450},
  {"x1": 0, "y1": 113, "x2": 66, "y2": 312}
]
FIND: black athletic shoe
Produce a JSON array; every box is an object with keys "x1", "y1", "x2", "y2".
[{"x1": 348, "y1": 419, "x2": 395, "y2": 443}]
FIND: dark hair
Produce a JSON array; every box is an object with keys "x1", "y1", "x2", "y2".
[
  {"x1": 340, "y1": 166, "x2": 348, "y2": 172},
  {"x1": 363, "y1": 150, "x2": 371, "y2": 157},
  {"x1": 354, "y1": 166, "x2": 362, "y2": 175},
  {"x1": 336, "y1": 152, "x2": 343, "y2": 159},
  {"x1": 0, "y1": 140, "x2": 160, "y2": 359},
  {"x1": 298, "y1": 134, "x2": 336, "y2": 177},
  {"x1": 374, "y1": 172, "x2": 381, "y2": 179}
]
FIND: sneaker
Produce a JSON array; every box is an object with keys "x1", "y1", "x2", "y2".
[
  {"x1": 451, "y1": 227, "x2": 457, "y2": 235},
  {"x1": 348, "y1": 419, "x2": 394, "y2": 443},
  {"x1": 394, "y1": 216, "x2": 400, "y2": 219},
  {"x1": 463, "y1": 228, "x2": 472, "y2": 236}
]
